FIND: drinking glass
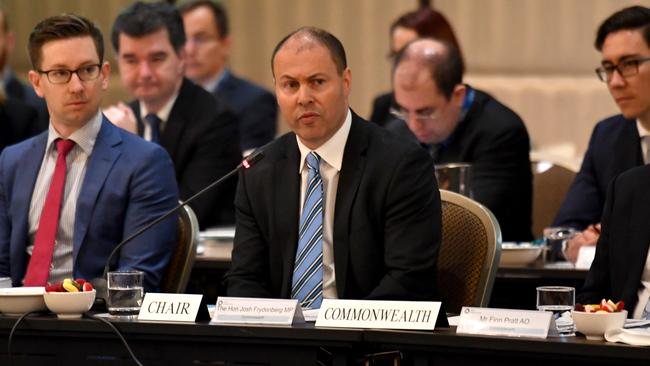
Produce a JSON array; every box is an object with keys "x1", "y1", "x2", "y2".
[
  {"x1": 434, "y1": 163, "x2": 472, "y2": 197},
  {"x1": 107, "y1": 270, "x2": 144, "y2": 318},
  {"x1": 536, "y1": 286, "x2": 575, "y2": 336},
  {"x1": 0, "y1": 277, "x2": 11, "y2": 288},
  {"x1": 543, "y1": 227, "x2": 577, "y2": 262}
]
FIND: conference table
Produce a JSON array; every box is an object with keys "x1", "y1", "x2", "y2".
[
  {"x1": 192, "y1": 236, "x2": 589, "y2": 308},
  {"x1": 1, "y1": 313, "x2": 648, "y2": 365}
]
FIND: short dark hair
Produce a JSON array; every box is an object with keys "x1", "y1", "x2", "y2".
[
  {"x1": 178, "y1": 0, "x2": 229, "y2": 39},
  {"x1": 111, "y1": 1, "x2": 186, "y2": 54},
  {"x1": 0, "y1": 6, "x2": 8, "y2": 33},
  {"x1": 28, "y1": 14, "x2": 104, "y2": 70},
  {"x1": 595, "y1": 6, "x2": 650, "y2": 51},
  {"x1": 393, "y1": 39, "x2": 463, "y2": 100},
  {"x1": 271, "y1": 27, "x2": 347, "y2": 77}
]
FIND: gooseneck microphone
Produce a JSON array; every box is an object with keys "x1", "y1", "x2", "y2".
[{"x1": 93, "y1": 151, "x2": 265, "y2": 300}]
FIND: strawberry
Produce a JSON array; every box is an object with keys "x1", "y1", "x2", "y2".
[
  {"x1": 45, "y1": 283, "x2": 64, "y2": 292},
  {"x1": 616, "y1": 300, "x2": 625, "y2": 311},
  {"x1": 75, "y1": 278, "x2": 86, "y2": 286},
  {"x1": 82, "y1": 282, "x2": 93, "y2": 292}
]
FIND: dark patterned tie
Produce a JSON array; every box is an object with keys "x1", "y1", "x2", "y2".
[{"x1": 145, "y1": 113, "x2": 162, "y2": 143}]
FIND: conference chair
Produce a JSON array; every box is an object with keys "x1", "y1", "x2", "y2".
[
  {"x1": 438, "y1": 189, "x2": 501, "y2": 314},
  {"x1": 161, "y1": 204, "x2": 199, "y2": 293},
  {"x1": 531, "y1": 160, "x2": 577, "y2": 238}
]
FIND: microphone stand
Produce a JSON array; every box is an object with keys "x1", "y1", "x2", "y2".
[{"x1": 93, "y1": 151, "x2": 265, "y2": 304}]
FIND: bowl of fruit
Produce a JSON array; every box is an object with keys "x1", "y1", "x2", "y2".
[
  {"x1": 44, "y1": 278, "x2": 95, "y2": 319},
  {"x1": 572, "y1": 299, "x2": 627, "y2": 340}
]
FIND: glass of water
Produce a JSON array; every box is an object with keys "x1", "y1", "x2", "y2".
[
  {"x1": 107, "y1": 270, "x2": 144, "y2": 318},
  {"x1": 536, "y1": 286, "x2": 575, "y2": 336}
]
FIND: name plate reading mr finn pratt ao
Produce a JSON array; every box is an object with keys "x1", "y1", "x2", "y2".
[{"x1": 316, "y1": 299, "x2": 441, "y2": 330}]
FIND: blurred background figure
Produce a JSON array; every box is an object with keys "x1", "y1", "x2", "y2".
[
  {"x1": 0, "y1": 5, "x2": 45, "y2": 146},
  {"x1": 369, "y1": 0, "x2": 463, "y2": 127},
  {"x1": 179, "y1": 0, "x2": 277, "y2": 155}
]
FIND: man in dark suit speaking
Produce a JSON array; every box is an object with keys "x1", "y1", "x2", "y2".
[
  {"x1": 226, "y1": 27, "x2": 443, "y2": 308},
  {"x1": 388, "y1": 38, "x2": 533, "y2": 242}
]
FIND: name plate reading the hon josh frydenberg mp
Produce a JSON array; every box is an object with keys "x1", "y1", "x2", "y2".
[
  {"x1": 138, "y1": 293, "x2": 204, "y2": 322},
  {"x1": 456, "y1": 307, "x2": 552, "y2": 339},
  {"x1": 211, "y1": 297, "x2": 304, "y2": 325},
  {"x1": 316, "y1": 299, "x2": 441, "y2": 330}
]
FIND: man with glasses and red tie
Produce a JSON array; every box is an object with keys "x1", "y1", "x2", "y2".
[
  {"x1": 388, "y1": 38, "x2": 533, "y2": 242},
  {"x1": 0, "y1": 14, "x2": 178, "y2": 291},
  {"x1": 554, "y1": 6, "x2": 650, "y2": 265}
]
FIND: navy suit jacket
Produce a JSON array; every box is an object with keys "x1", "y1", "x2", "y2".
[
  {"x1": 227, "y1": 112, "x2": 443, "y2": 303},
  {"x1": 0, "y1": 116, "x2": 179, "y2": 291},
  {"x1": 553, "y1": 115, "x2": 642, "y2": 230},
  {"x1": 4, "y1": 70, "x2": 49, "y2": 131},
  {"x1": 0, "y1": 99, "x2": 40, "y2": 153},
  {"x1": 387, "y1": 88, "x2": 533, "y2": 242},
  {"x1": 214, "y1": 70, "x2": 277, "y2": 151},
  {"x1": 578, "y1": 164, "x2": 650, "y2": 315},
  {"x1": 131, "y1": 78, "x2": 242, "y2": 229}
]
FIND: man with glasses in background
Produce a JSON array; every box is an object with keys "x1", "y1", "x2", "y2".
[
  {"x1": 554, "y1": 6, "x2": 650, "y2": 264},
  {"x1": 388, "y1": 38, "x2": 533, "y2": 242},
  {"x1": 0, "y1": 14, "x2": 178, "y2": 291}
]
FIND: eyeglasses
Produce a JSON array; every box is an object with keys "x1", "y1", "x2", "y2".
[
  {"x1": 389, "y1": 106, "x2": 440, "y2": 122},
  {"x1": 595, "y1": 56, "x2": 650, "y2": 82},
  {"x1": 38, "y1": 64, "x2": 102, "y2": 84}
]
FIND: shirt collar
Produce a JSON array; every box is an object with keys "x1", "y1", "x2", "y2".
[
  {"x1": 637, "y1": 119, "x2": 650, "y2": 138},
  {"x1": 139, "y1": 90, "x2": 179, "y2": 123},
  {"x1": 297, "y1": 109, "x2": 352, "y2": 174},
  {"x1": 46, "y1": 109, "x2": 102, "y2": 155},
  {"x1": 202, "y1": 68, "x2": 228, "y2": 93}
]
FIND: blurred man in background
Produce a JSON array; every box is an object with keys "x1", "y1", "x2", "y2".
[{"x1": 180, "y1": 0, "x2": 277, "y2": 155}]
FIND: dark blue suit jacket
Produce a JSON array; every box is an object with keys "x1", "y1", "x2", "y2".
[
  {"x1": 553, "y1": 115, "x2": 642, "y2": 230},
  {"x1": 214, "y1": 70, "x2": 277, "y2": 151},
  {"x1": 0, "y1": 116, "x2": 179, "y2": 291}
]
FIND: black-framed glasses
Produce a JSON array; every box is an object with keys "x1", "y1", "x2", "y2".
[
  {"x1": 38, "y1": 64, "x2": 102, "y2": 84},
  {"x1": 595, "y1": 56, "x2": 650, "y2": 82}
]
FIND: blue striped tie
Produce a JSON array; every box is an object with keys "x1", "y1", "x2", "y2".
[
  {"x1": 145, "y1": 113, "x2": 162, "y2": 143},
  {"x1": 291, "y1": 152, "x2": 324, "y2": 308}
]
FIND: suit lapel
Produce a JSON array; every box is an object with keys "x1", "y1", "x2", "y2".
[
  {"x1": 13, "y1": 134, "x2": 48, "y2": 246},
  {"x1": 160, "y1": 80, "x2": 192, "y2": 158},
  {"x1": 617, "y1": 117, "x2": 643, "y2": 167},
  {"x1": 333, "y1": 114, "x2": 368, "y2": 297},
  {"x1": 275, "y1": 137, "x2": 300, "y2": 298},
  {"x1": 73, "y1": 118, "x2": 121, "y2": 258}
]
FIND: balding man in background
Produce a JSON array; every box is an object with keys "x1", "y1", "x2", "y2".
[{"x1": 389, "y1": 38, "x2": 533, "y2": 242}]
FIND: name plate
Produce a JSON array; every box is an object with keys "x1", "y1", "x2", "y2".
[
  {"x1": 456, "y1": 307, "x2": 552, "y2": 339},
  {"x1": 316, "y1": 299, "x2": 441, "y2": 330},
  {"x1": 138, "y1": 293, "x2": 204, "y2": 322},
  {"x1": 211, "y1": 297, "x2": 304, "y2": 325}
]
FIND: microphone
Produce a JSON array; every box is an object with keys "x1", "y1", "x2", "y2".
[{"x1": 92, "y1": 150, "x2": 265, "y2": 301}]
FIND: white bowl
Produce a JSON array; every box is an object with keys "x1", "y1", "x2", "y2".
[
  {"x1": 44, "y1": 289, "x2": 96, "y2": 319},
  {"x1": 572, "y1": 309, "x2": 627, "y2": 340},
  {"x1": 499, "y1": 243, "x2": 543, "y2": 266},
  {"x1": 0, "y1": 287, "x2": 47, "y2": 316}
]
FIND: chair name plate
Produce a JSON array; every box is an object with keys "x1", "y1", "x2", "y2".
[
  {"x1": 138, "y1": 293, "x2": 204, "y2": 322},
  {"x1": 316, "y1": 299, "x2": 441, "y2": 330},
  {"x1": 211, "y1": 297, "x2": 304, "y2": 325},
  {"x1": 457, "y1": 307, "x2": 552, "y2": 339}
]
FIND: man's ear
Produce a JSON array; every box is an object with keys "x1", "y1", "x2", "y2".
[
  {"x1": 451, "y1": 84, "x2": 466, "y2": 108},
  {"x1": 27, "y1": 70, "x2": 44, "y2": 97}
]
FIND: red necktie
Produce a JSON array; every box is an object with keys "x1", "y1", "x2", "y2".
[{"x1": 23, "y1": 139, "x2": 76, "y2": 286}]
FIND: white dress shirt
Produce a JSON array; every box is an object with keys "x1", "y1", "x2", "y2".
[
  {"x1": 27, "y1": 110, "x2": 102, "y2": 284},
  {"x1": 296, "y1": 109, "x2": 352, "y2": 299},
  {"x1": 139, "y1": 91, "x2": 179, "y2": 141}
]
